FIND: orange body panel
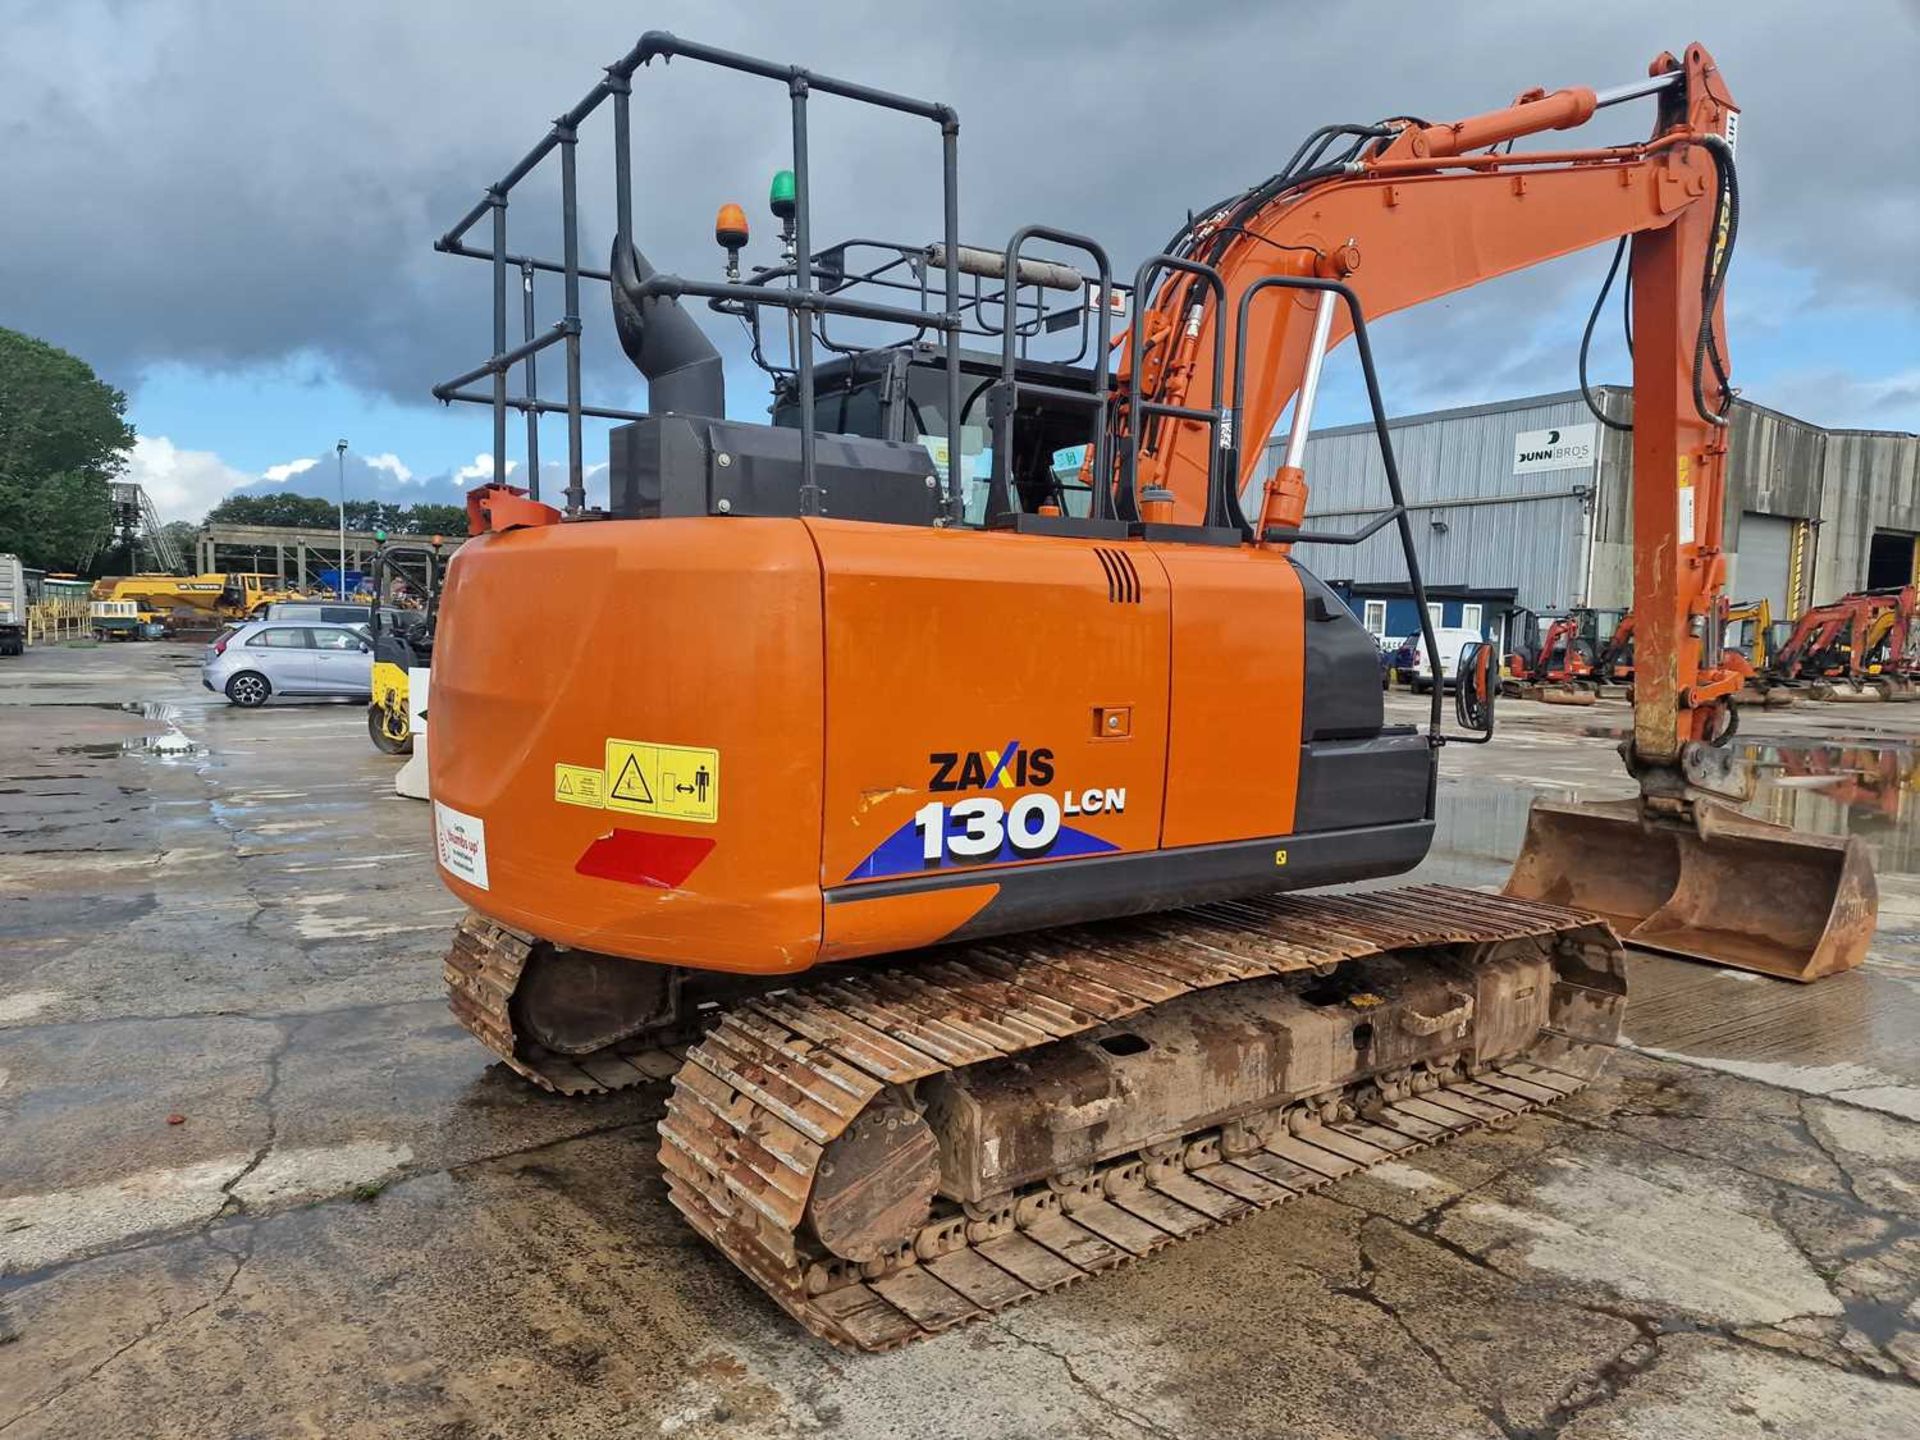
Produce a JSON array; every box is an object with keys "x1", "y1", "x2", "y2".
[
  {"x1": 1155, "y1": 545, "x2": 1303, "y2": 846},
  {"x1": 431, "y1": 516, "x2": 1325, "y2": 975},
  {"x1": 431, "y1": 518, "x2": 828, "y2": 973},
  {"x1": 812, "y1": 520, "x2": 1170, "y2": 883}
]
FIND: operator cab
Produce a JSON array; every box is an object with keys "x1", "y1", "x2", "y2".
[
  {"x1": 604, "y1": 223, "x2": 1133, "y2": 535},
  {"x1": 769, "y1": 345, "x2": 1104, "y2": 525}
]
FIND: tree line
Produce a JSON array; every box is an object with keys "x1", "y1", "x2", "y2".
[
  {"x1": 0, "y1": 326, "x2": 469, "y2": 571},
  {"x1": 205, "y1": 492, "x2": 467, "y2": 538},
  {"x1": 0, "y1": 327, "x2": 133, "y2": 569}
]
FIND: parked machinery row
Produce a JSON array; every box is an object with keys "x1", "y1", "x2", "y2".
[{"x1": 1494, "y1": 585, "x2": 1920, "y2": 705}]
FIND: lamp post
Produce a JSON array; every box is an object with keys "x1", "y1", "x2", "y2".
[{"x1": 335, "y1": 439, "x2": 349, "y2": 599}]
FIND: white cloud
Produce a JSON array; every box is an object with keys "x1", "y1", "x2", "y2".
[
  {"x1": 453, "y1": 452, "x2": 519, "y2": 484},
  {"x1": 125, "y1": 435, "x2": 254, "y2": 523},
  {"x1": 261, "y1": 456, "x2": 318, "y2": 484},
  {"x1": 365, "y1": 452, "x2": 414, "y2": 484},
  {"x1": 1746, "y1": 367, "x2": 1920, "y2": 432}
]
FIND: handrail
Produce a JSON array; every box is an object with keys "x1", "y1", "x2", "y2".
[
  {"x1": 432, "y1": 33, "x2": 965, "y2": 521},
  {"x1": 1123, "y1": 254, "x2": 1232, "y2": 528},
  {"x1": 1232, "y1": 275, "x2": 1443, "y2": 734},
  {"x1": 987, "y1": 226, "x2": 1114, "y2": 526}
]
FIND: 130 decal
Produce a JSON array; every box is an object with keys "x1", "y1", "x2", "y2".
[{"x1": 847, "y1": 740, "x2": 1125, "y2": 880}]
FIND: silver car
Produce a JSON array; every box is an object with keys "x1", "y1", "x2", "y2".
[{"x1": 203, "y1": 620, "x2": 374, "y2": 707}]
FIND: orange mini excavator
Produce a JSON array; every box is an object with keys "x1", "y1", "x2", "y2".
[
  {"x1": 424, "y1": 34, "x2": 1875, "y2": 1347},
  {"x1": 1768, "y1": 585, "x2": 1918, "y2": 700},
  {"x1": 1504, "y1": 606, "x2": 1600, "y2": 701}
]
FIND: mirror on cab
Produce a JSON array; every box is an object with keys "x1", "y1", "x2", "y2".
[{"x1": 1454, "y1": 639, "x2": 1496, "y2": 736}]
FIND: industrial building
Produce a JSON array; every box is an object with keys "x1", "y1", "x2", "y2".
[{"x1": 1268, "y1": 387, "x2": 1920, "y2": 649}]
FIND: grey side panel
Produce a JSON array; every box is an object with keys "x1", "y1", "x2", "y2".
[
  {"x1": 1294, "y1": 561, "x2": 1387, "y2": 739},
  {"x1": 609, "y1": 416, "x2": 942, "y2": 525},
  {"x1": 1294, "y1": 733, "x2": 1434, "y2": 834}
]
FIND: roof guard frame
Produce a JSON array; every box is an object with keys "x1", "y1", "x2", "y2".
[{"x1": 433, "y1": 31, "x2": 966, "y2": 521}]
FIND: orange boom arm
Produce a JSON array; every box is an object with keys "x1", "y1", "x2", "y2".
[{"x1": 1122, "y1": 44, "x2": 1738, "y2": 789}]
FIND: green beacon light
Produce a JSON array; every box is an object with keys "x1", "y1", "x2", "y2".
[
  {"x1": 770, "y1": 169, "x2": 797, "y2": 259},
  {"x1": 373, "y1": 529, "x2": 388, "y2": 544},
  {"x1": 769, "y1": 169, "x2": 796, "y2": 219}
]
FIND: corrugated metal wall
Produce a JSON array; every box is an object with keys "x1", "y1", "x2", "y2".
[
  {"x1": 1271, "y1": 387, "x2": 1918, "y2": 616},
  {"x1": 1587, "y1": 393, "x2": 1831, "y2": 610},
  {"x1": 1265, "y1": 392, "x2": 1599, "y2": 613},
  {"x1": 1815, "y1": 430, "x2": 1920, "y2": 599}
]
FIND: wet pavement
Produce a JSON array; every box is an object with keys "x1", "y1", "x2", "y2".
[{"x1": 2, "y1": 642, "x2": 1917, "y2": 1438}]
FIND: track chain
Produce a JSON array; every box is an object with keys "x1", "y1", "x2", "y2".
[
  {"x1": 651, "y1": 885, "x2": 1624, "y2": 1349},
  {"x1": 444, "y1": 913, "x2": 691, "y2": 1094}
]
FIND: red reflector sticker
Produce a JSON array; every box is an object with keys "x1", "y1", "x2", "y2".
[{"x1": 574, "y1": 829, "x2": 715, "y2": 889}]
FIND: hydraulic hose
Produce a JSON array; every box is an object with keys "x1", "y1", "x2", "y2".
[
  {"x1": 1692, "y1": 133, "x2": 1738, "y2": 428},
  {"x1": 1580, "y1": 237, "x2": 1633, "y2": 432}
]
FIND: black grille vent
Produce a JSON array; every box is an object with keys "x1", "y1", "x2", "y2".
[{"x1": 1094, "y1": 548, "x2": 1140, "y2": 604}]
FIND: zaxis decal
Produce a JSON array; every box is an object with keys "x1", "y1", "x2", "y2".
[
  {"x1": 846, "y1": 742, "x2": 1124, "y2": 881},
  {"x1": 929, "y1": 742, "x2": 1053, "y2": 791}
]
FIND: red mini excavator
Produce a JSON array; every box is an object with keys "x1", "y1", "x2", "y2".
[
  {"x1": 421, "y1": 34, "x2": 1876, "y2": 1347},
  {"x1": 1505, "y1": 607, "x2": 1599, "y2": 702}
]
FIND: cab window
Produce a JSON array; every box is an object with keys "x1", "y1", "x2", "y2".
[{"x1": 311, "y1": 627, "x2": 364, "y2": 651}]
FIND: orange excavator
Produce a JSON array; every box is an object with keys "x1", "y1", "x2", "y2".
[
  {"x1": 1594, "y1": 599, "x2": 1788, "y2": 704},
  {"x1": 424, "y1": 35, "x2": 1875, "y2": 1347},
  {"x1": 1504, "y1": 606, "x2": 1599, "y2": 702},
  {"x1": 1767, "y1": 585, "x2": 1917, "y2": 700}
]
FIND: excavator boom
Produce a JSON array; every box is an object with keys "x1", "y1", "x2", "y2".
[{"x1": 1113, "y1": 43, "x2": 1871, "y2": 979}]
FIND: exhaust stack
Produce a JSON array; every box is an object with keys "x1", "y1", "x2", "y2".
[{"x1": 610, "y1": 240, "x2": 725, "y2": 418}]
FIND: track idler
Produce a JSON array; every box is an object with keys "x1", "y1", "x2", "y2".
[{"x1": 1505, "y1": 795, "x2": 1876, "y2": 981}]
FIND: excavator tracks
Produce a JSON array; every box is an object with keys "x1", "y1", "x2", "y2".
[
  {"x1": 662, "y1": 886, "x2": 1620, "y2": 1349},
  {"x1": 445, "y1": 887, "x2": 1622, "y2": 1348},
  {"x1": 443, "y1": 913, "x2": 693, "y2": 1094}
]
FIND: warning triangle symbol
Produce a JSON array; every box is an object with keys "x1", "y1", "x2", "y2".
[
  {"x1": 558, "y1": 774, "x2": 573, "y2": 795},
  {"x1": 610, "y1": 754, "x2": 654, "y2": 805}
]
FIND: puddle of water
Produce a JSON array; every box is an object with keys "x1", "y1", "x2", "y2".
[
  {"x1": 1434, "y1": 735, "x2": 1920, "y2": 881},
  {"x1": 50, "y1": 700, "x2": 204, "y2": 761},
  {"x1": 1741, "y1": 740, "x2": 1920, "y2": 877}
]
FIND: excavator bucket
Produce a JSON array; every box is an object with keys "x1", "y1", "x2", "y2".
[
  {"x1": 1811, "y1": 679, "x2": 1881, "y2": 703},
  {"x1": 1505, "y1": 796, "x2": 1876, "y2": 981}
]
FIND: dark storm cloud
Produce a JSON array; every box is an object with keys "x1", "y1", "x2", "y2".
[{"x1": 3, "y1": 0, "x2": 1915, "y2": 418}]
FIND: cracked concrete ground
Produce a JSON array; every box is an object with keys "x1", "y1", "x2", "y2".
[{"x1": 3, "y1": 641, "x2": 1918, "y2": 1439}]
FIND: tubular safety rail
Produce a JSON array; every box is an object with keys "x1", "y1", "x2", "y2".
[
  {"x1": 1125, "y1": 254, "x2": 1237, "y2": 531},
  {"x1": 434, "y1": 31, "x2": 966, "y2": 519},
  {"x1": 1233, "y1": 276, "x2": 1446, "y2": 729},
  {"x1": 985, "y1": 226, "x2": 1115, "y2": 527}
]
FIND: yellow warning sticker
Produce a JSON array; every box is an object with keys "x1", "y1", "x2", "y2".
[
  {"x1": 554, "y1": 763, "x2": 606, "y2": 809},
  {"x1": 604, "y1": 738, "x2": 720, "y2": 824}
]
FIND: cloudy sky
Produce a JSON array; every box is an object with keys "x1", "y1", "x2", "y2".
[{"x1": 5, "y1": 0, "x2": 1916, "y2": 520}]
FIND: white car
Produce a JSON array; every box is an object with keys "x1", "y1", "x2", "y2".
[
  {"x1": 1393, "y1": 627, "x2": 1488, "y2": 692},
  {"x1": 202, "y1": 620, "x2": 374, "y2": 707}
]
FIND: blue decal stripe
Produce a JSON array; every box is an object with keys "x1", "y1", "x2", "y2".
[{"x1": 846, "y1": 815, "x2": 1118, "y2": 882}]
